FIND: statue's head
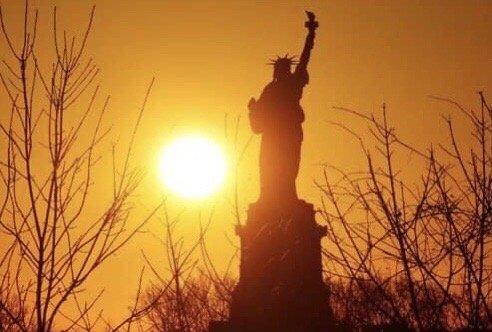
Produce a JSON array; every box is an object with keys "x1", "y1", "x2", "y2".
[{"x1": 269, "y1": 54, "x2": 297, "y2": 81}]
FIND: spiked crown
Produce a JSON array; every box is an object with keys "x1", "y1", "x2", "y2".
[{"x1": 267, "y1": 53, "x2": 298, "y2": 67}]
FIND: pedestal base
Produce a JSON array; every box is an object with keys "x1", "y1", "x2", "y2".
[{"x1": 211, "y1": 199, "x2": 333, "y2": 332}]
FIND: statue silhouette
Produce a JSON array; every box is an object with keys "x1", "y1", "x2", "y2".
[
  {"x1": 209, "y1": 12, "x2": 332, "y2": 332},
  {"x1": 248, "y1": 11, "x2": 318, "y2": 203}
]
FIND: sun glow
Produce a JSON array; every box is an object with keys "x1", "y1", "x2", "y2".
[{"x1": 158, "y1": 135, "x2": 227, "y2": 199}]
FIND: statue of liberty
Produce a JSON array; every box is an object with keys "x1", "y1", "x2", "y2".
[
  {"x1": 210, "y1": 12, "x2": 332, "y2": 332},
  {"x1": 248, "y1": 11, "x2": 318, "y2": 203}
]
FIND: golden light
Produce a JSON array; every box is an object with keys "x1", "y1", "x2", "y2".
[{"x1": 158, "y1": 135, "x2": 227, "y2": 199}]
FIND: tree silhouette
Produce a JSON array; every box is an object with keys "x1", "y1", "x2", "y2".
[
  {"x1": 318, "y1": 94, "x2": 492, "y2": 330},
  {"x1": 0, "y1": 2, "x2": 159, "y2": 331}
]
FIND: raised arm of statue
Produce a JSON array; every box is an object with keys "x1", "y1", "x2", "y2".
[{"x1": 295, "y1": 11, "x2": 318, "y2": 77}]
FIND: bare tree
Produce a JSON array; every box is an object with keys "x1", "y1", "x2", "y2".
[
  {"x1": 318, "y1": 94, "x2": 491, "y2": 331},
  {"x1": 140, "y1": 201, "x2": 234, "y2": 332},
  {"x1": 0, "y1": 2, "x2": 160, "y2": 331},
  {"x1": 426, "y1": 92, "x2": 492, "y2": 329}
]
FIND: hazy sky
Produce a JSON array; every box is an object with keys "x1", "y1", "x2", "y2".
[{"x1": 0, "y1": 0, "x2": 491, "y2": 325}]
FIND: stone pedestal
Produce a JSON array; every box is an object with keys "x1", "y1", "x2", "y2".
[{"x1": 210, "y1": 199, "x2": 332, "y2": 332}]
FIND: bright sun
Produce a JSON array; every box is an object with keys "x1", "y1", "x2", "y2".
[{"x1": 158, "y1": 135, "x2": 227, "y2": 199}]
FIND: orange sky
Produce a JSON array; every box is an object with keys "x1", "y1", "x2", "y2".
[{"x1": 0, "y1": 0, "x2": 491, "y2": 326}]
